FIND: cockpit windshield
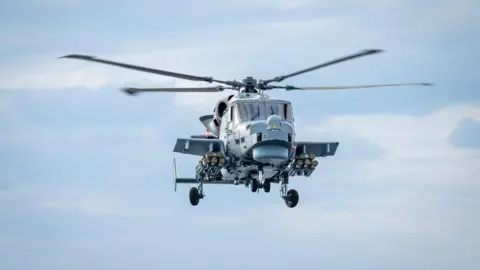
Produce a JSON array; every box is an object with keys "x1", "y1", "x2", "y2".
[
  {"x1": 266, "y1": 102, "x2": 281, "y2": 117},
  {"x1": 237, "y1": 102, "x2": 266, "y2": 121},
  {"x1": 236, "y1": 101, "x2": 293, "y2": 123}
]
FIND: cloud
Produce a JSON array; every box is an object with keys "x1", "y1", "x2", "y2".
[
  {"x1": 1, "y1": 1, "x2": 478, "y2": 114},
  {"x1": 216, "y1": 0, "x2": 316, "y2": 10},
  {"x1": 0, "y1": 17, "x2": 332, "y2": 91},
  {"x1": 42, "y1": 199, "x2": 117, "y2": 216},
  {"x1": 305, "y1": 102, "x2": 480, "y2": 187},
  {"x1": 310, "y1": 102, "x2": 480, "y2": 159},
  {"x1": 0, "y1": 95, "x2": 17, "y2": 123},
  {"x1": 30, "y1": 0, "x2": 82, "y2": 6},
  {"x1": 26, "y1": 0, "x2": 316, "y2": 11},
  {"x1": 448, "y1": 117, "x2": 480, "y2": 149}
]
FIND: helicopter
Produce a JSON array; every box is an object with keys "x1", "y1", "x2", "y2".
[{"x1": 60, "y1": 49, "x2": 431, "y2": 208}]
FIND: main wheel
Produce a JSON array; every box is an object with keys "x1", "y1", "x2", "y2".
[
  {"x1": 285, "y1": 189, "x2": 299, "y2": 208},
  {"x1": 251, "y1": 179, "x2": 258, "y2": 193},
  {"x1": 189, "y1": 187, "x2": 200, "y2": 206},
  {"x1": 263, "y1": 180, "x2": 271, "y2": 193}
]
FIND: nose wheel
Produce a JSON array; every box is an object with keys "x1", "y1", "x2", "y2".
[{"x1": 249, "y1": 169, "x2": 271, "y2": 193}]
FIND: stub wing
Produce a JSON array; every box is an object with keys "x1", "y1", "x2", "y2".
[
  {"x1": 173, "y1": 138, "x2": 225, "y2": 156},
  {"x1": 294, "y1": 141, "x2": 339, "y2": 157}
]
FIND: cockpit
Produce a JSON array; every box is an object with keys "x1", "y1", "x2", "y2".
[{"x1": 234, "y1": 100, "x2": 293, "y2": 123}]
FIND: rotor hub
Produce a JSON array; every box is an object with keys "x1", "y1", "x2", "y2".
[
  {"x1": 241, "y1": 76, "x2": 259, "y2": 93},
  {"x1": 242, "y1": 76, "x2": 257, "y2": 86}
]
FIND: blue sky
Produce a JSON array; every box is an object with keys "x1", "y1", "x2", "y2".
[{"x1": 1, "y1": 0, "x2": 479, "y2": 269}]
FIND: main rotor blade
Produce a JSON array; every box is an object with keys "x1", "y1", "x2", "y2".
[
  {"x1": 121, "y1": 86, "x2": 228, "y2": 95},
  {"x1": 262, "y1": 49, "x2": 383, "y2": 84},
  {"x1": 59, "y1": 54, "x2": 229, "y2": 85},
  {"x1": 279, "y1": 82, "x2": 432, "y2": 91}
]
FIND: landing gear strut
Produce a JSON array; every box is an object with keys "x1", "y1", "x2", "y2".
[
  {"x1": 249, "y1": 168, "x2": 271, "y2": 193},
  {"x1": 189, "y1": 179, "x2": 205, "y2": 206},
  {"x1": 280, "y1": 172, "x2": 299, "y2": 208},
  {"x1": 250, "y1": 177, "x2": 258, "y2": 193}
]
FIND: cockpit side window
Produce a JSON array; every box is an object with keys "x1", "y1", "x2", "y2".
[
  {"x1": 230, "y1": 103, "x2": 240, "y2": 127},
  {"x1": 220, "y1": 109, "x2": 228, "y2": 131},
  {"x1": 285, "y1": 104, "x2": 293, "y2": 122}
]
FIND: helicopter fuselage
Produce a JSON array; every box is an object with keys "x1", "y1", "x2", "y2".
[{"x1": 216, "y1": 93, "x2": 296, "y2": 181}]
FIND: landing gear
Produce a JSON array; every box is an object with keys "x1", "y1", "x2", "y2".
[
  {"x1": 263, "y1": 180, "x2": 271, "y2": 193},
  {"x1": 189, "y1": 187, "x2": 200, "y2": 206},
  {"x1": 250, "y1": 178, "x2": 258, "y2": 193},
  {"x1": 280, "y1": 173, "x2": 299, "y2": 208},
  {"x1": 187, "y1": 151, "x2": 227, "y2": 206},
  {"x1": 284, "y1": 189, "x2": 299, "y2": 208},
  {"x1": 189, "y1": 180, "x2": 205, "y2": 206},
  {"x1": 249, "y1": 168, "x2": 271, "y2": 193}
]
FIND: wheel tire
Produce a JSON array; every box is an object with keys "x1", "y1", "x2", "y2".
[
  {"x1": 285, "y1": 189, "x2": 299, "y2": 208},
  {"x1": 263, "y1": 180, "x2": 271, "y2": 193},
  {"x1": 189, "y1": 187, "x2": 200, "y2": 206},
  {"x1": 251, "y1": 179, "x2": 258, "y2": 193}
]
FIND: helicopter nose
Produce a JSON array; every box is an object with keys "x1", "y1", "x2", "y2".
[
  {"x1": 266, "y1": 114, "x2": 282, "y2": 130},
  {"x1": 251, "y1": 114, "x2": 291, "y2": 165},
  {"x1": 252, "y1": 144, "x2": 289, "y2": 165}
]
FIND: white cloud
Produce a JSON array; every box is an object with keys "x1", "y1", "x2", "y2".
[
  {"x1": 306, "y1": 102, "x2": 480, "y2": 185},
  {"x1": 227, "y1": 0, "x2": 316, "y2": 10},
  {"x1": 0, "y1": 17, "x2": 343, "y2": 115},
  {"x1": 42, "y1": 199, "x2": 117, "y2": 215},
  {"x1": 0, "y1": 123, "x2": 168, "y2": 154},
  {"x1": 192, "y1": 187, "x2": 473, "y2": 250},
  {"x1": 30, "y1": 0, "x2": 82, "y2": 6},
  {"x1": 0, "y1": 48, "x2": 198, "y2": 91},
  {"x1": 0, "y1": 18, "x2": 331, "y2": 91},
  {"x1": 0, "y1": 95, "x2": 17, "y2": 122},
  {"x1": 1, "y1": 0, "x2": 477, "y2": 109},
  {"x1": 31, "y1": 0, "x2": 317, "y2": 11},
  {"x1": 311, "y1": 103, "x2": 480, "y2": 159},
  {"x1": 272, "y1": 194, "x2": 445, "y2": 239}
]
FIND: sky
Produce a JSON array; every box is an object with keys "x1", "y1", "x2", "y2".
[{"x1": 1, "y1": 0, "x2": 479, "y2": 269}]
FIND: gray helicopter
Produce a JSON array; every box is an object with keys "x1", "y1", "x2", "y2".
[{"x1": 60, "y1": 49, "x2": 431, "y2": 208}]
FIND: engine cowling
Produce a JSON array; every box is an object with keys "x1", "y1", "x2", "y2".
[{"x1": 212, "y1": 94, "x2": 234, "y2": 127}]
